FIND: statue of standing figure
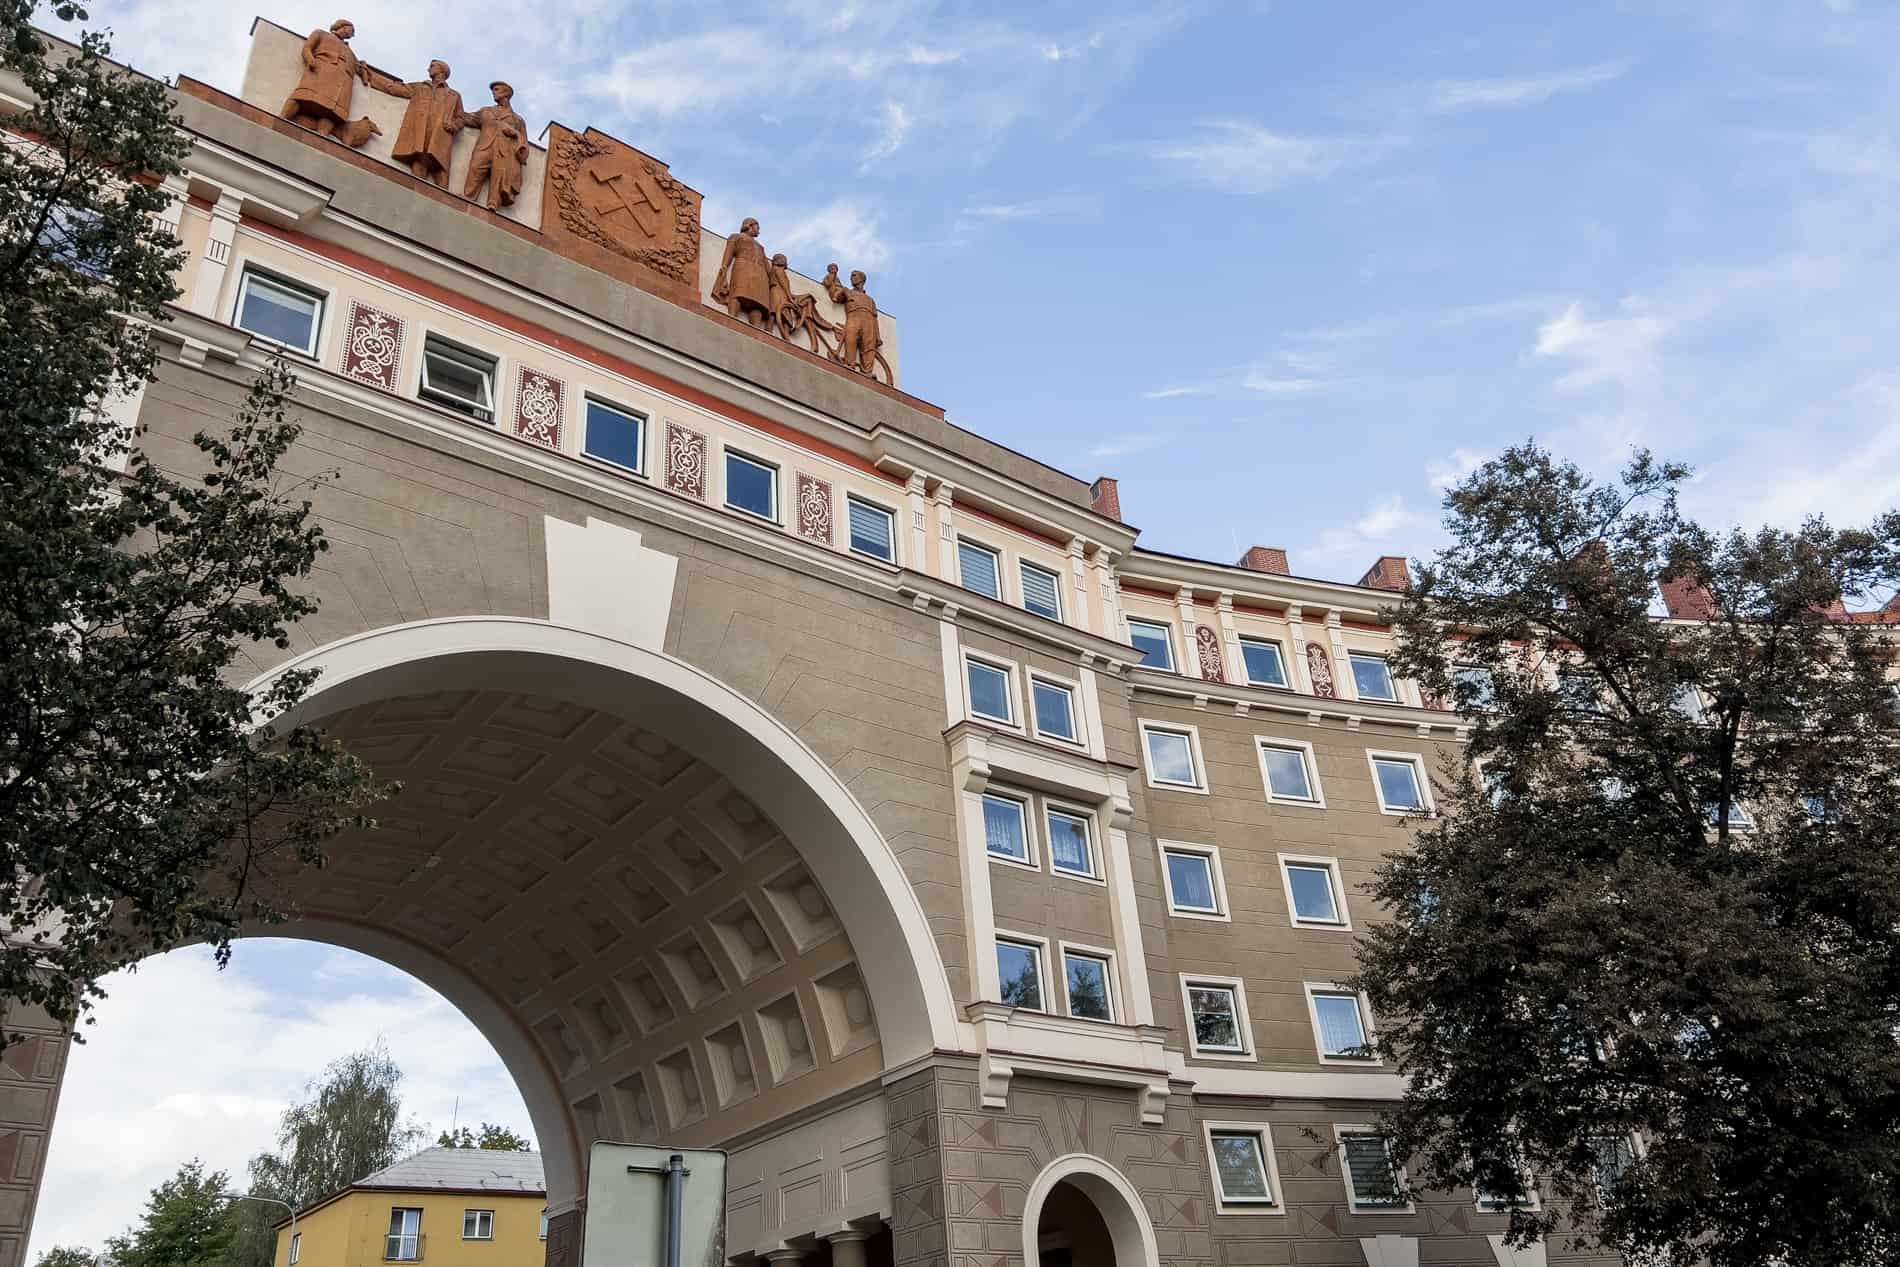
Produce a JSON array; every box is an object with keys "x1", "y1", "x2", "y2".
[
  {"x1": 712, "y1": 218, "x2": 772, "y2": 329},
  {"x1": 370, "y1": 59, "x2": 465, "y2": 187},
  {"x1": 453, "y1": 82, "x2": 529, "y2": 210},
  {"x1": 281, "y1": 19, "x2": 372, "y2": 138},
  {"x1": 822, "y1": 264, "x2": 882, "y2": 377}
]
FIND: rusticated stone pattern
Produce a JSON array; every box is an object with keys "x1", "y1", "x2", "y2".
[
  {"x1": 543, "y1": 1208, "x2": 580, "y2": 1267},
  {"x1": 0, "y1": 1006, "x2": 70, "y2": 1267},
  {"x1": 885, "y1": 1068, "x2": 949, "y2": 1267}
]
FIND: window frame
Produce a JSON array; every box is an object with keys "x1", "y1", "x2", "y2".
[
  {"x1": 232, "y1": 265, "x2": 325, "y2": 358},
  {"x1": 385, "y1": 1207, "x2": 423, "y2": 1262},
  {"x1": 462, "y1": 1209, "x2": 495, "y2": 1241},
  {"x1": 1366, "y1": 750, "x2": 1434, "y2": 816},
  {"x1": 579, "y1": 394, "x2": 648, "y2": 477},
  {"x1": 956, "y1": 537, "x2": 1004, "y2": 600},
  {"x1": 1180, "y1": 973, "x2": 1254, "y2": 1060},
  {"x1": 1029, "y1": 675, "x2": 1081, "y2": 746},
  {"x1": 1057, "y1": 941, "x2": 1117, "y2": 1023},
  {"x1": 1348, "y1": 651, "x2": 1399, "y2": 702},
  {"x1": 418, "y1": 332, "x2": 499, "y2": 423},
  {"x1": 1335, "y1": 1125, "x2": 1413, "y2": 1214},
  {"x1": 1202, "y1": 1122, "x2": 1286, "y2": 1214},
  {"x1": 845, "y1": 494, "x2": 899, "y2": 563},
  {"x1": 289, "y1": 1233, "x2": 302, "y2": 1266},
  {"x1": 980, "y1": 789, "x2": 1037, "y2": 871},
  {"x1": 962, "y1": 653, "x2": 1020, "y2": 728},
  {"x1": 1043, "y1": 801, "x2": 1102, "y2": 883},
  {"x1": 1126, "y1": 617, "x2": 1177, "y2": 672},
  {"x1": 1237, "y1": 636, "x2": 1291, "y2": 689},
  {"x1": 1473, "y1": 1144, "x2": 1543, "y2": 1214},
  {"x1": 994, "y1": 931, "x2": 1050, "y2": 1014},
  {"x1": 1159, "y1": 841, "x2": 1229, "y2": 921},
  {"x1": 1256, "y1": 736, "x2": 1325, "y2": 807},
  {"x1": 1304, "y1": 982, "x2": 1379, "y2": 1065},
  {"x1": 1139, "y1": 720, "x2": 1207, "y2": 793},
  {"x1": 722, "y1": 448, "x2": 781, "y2": 524},
  {"x1": 1018, "y1": 559, "x2": 1064, "y2": 622},
  {"x1": 1278, "y1": 854, "x2": 1351, "y2": 930}
]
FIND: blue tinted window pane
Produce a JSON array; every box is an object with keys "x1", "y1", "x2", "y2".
[
  {"x1": 958, "y1": 542, "x2": 1001, "y2": 598},
  {"x1": 1033, "y1": 680, "x2": 1076, "y2": 741},
  {"x1": 982, "y1": 795, "x2": 1028, "y2": 861},
  {"x1": 1314, "y1": 993, "x2": 1369, "y2": 1056},
  {"x1": 1351, "y1": 655, "x2": 1396, "y2": 700},
  {"x1": 583, "y1": 399, "x2": 643, "y2": 471},
  {"x1": 967, "y1": 661, "x2": 1012, "y2": 721},
  {"x1": 1128, "y1": 620, "x2": 1174, "y2": 669},
  {"x1": 1285, "y1": 864, "x2": 1340, "y2": 922},
  {"x1": 1374, "y1": 759, "x2": 1424, "y2": 811},
  {"x1": 847, "y1": 499, "x2": 895, "y2": 560},
  {"x1": 1240, "y1": 640, "x2": 1287, "y2": 686},
  {"x1": 725, "y1": 453, "x2": 776, "y2": 518},
  {"x1": 1165, "y1": 852, "x2": 1217, "y2": 912},
  {"x1": 996, "y1": 942, "x2": 1042, "y2": 1010},
  {"x1": 1261, "y1": 746, "x2": 1313, "y2": 800},
  {"x1": 237, "y1": 274, "x2": 318, "y2": 351},
  {"x1": 1047, "y1": 811, "x2": 1092, "y2": 876},
  {"x1": 1145, "y1": 729, "x2": 1196, "y2": 785}
]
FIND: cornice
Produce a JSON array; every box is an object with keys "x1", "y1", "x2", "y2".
[
  {"x1": 1122, "y1": 549, "x2": 1405, "y2": 621},
  {"x1": 1128, "y1": 667, "x2": 1468, "y2": 740}
]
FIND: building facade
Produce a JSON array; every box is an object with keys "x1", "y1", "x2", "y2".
[
  {"x1": 0, "y1": 18, "x2": 1631, "y2": 1267},
  {"x1": 273, "y1": 1149, "x2": 550, "y2": 1267}
]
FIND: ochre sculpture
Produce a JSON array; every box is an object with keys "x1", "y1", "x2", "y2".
[
  {"x1": 371, "y1": 59, "x2": 465, "y2": 186},
  {"x1": 712, "y1": 218, "x2": 773, "y2": 329},
  {"x1": 822, "y1": 264, "x2": 884, "y2": 378},
  {"x1": 456, "y1": 81, "x2": 528, "y2": 210},
  {"x1": 280, "y1": 19, "x2": 373, "y2": 141},
  {"x1": 543, "y1": 124, "x2": 701, "y2": 287}
]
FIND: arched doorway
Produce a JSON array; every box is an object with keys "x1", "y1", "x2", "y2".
[{"x1": 1021, "y1": 1156, "x2": 1158, "y2": 1267}]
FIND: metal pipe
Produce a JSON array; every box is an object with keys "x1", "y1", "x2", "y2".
[{"x1": 663, "y1": 1154, "x2": 685, "y2": 1267}]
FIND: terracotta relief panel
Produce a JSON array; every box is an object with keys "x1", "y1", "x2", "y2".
[
  {"x1": 513, "y1": 367, "x2": 565, "y2": 450},
  {"x1": 1195, "y1": 625, "x2": 1225, "y2": 683},
  {"x1": 796, "y1": 473, "x2": 833, "y2": 544},
  {"x1": 338, "y1": 300, "x2": 404, "y2": 392},
  {"x1": 544, "y1": 123, "x2": 702, "y2": 288},
  {"x1": 1307, "y1": 643, "x2": 1336, "y2": 698},
  {"x1": 665, "y1": 422, "x2": 707, "y2": 501}
]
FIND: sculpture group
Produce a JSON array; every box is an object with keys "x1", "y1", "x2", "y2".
[
  {"x1": 713, "y1": 218, "x2": 890, "y2": 384},
  {"x1": 279, "y1": 19, "x2": 527, "y2": 211}
]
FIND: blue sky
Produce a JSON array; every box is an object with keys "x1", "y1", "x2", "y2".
[{"x1": 34, "y1": 0, "x2": 1900, "y2": 1253}]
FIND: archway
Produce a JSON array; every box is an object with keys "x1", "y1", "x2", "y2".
[{"x1": 1021, "y1": 1156, "x2": 1158, "y2": 1267}]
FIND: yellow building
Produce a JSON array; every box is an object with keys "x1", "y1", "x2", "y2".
[{"x1": 274, "y1": 1149, "x2": 547, "y2": 1267}]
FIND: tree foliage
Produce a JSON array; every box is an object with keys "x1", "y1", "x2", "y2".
[
  {"x1": 438, "y1": 1123, "x2": 532, "y2": 1151},
  {"x1": 33, "y1": 1246, "x2": 96, "y2": 1267},
  {"x1": 1357, "y1": 443, "x2": 1900, "y2": 1267},
  {"x1": 0, "y1": 0, "x2": 385, "y2": 1036},
  {"x1": 103, "y1": 1160, "x2": 233, "y2": 1267}
]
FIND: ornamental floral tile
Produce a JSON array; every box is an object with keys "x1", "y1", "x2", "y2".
[
  {"x1": 338, "y1": 300, "x2": 404, "y2": 392},
  {"x1": 1195, "y1": 625, "x2": 1225, "y2": 683},
  {"x1": 665, "y1": 421, "x2": 707, "y2": 500},
  {"x1": 514, "y1": 366, "x2": 565, "y2": 449},
  {"x1": 796, "y1": 472, "x2": 833, "y2": 544}
]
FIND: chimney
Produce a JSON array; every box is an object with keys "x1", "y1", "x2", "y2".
[
  {"x1": 1359, "y1": 555, "x2": 1409, "y2": 593},
  {"x1": 1238, "y1": 545, "x2": 1290, "y2": 575},
  {"x1": 1089, "y1": 476, "x2": 1122, "y2": 522},
  {"x1": 1658, "y1": 575, "x2": 1717, "y2": 620}
]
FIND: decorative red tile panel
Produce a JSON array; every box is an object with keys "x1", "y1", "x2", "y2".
[
  {"x1": 665, "y1": 421, "x2": 707, "y2": 500},
  {"x1": 796, "y1": 472, "x2": 833, "y2": 544},
  {"x1": 1194, "y1": 625, "x2": 1225, "y2": 682},
  {"x1": 1306, "y1": 643, "x2": 1336, "y2": 698},
  {"x1": 338, "y1": 300, "x2": 404, "y2": 392},
  {"x1": 514, "y1": 366, "x2": 565, "y2": 449}
]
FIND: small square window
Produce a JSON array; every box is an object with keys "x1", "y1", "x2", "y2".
[
  {"x1": 1046, "y1": 807, "x2": 1096, "y2": 879},
  {"x1": 582, "y1": 397, "x2": 645, "y2": 473},
  {"x1": 1671, "y1": 685, "x2": 1707, "y2": 723},
  {"x1": 1142, "y1": 725, "x2": 1201, "y2": 788},
  {"x1": 1208, "y1": 1129, "x2": 1278, "y2": 1208},
  {"x1": 724, "y1": 451, "x2": 778, "y2": 521},
  {"x1": 966, "y1": 658, "x2": 1014, "y2": 724},
  {"x1": 958, "y1": 539, "x2": 1002, "y2": 599},
  {"x1": 1127, "y1": 619, "x2": 1176, "y2": 671},
  {"x1": 1282, "y1": 859, "x2": 1346, "y2": 926},
  {"x1": 1185, "y1": 980, "x2": 1247, "y2": 1054},
  {"x1": 1238, "y1": 638, "x2": 1288, "y2": 687},
  {"x1": 1371, "y1": 755, "x2": 1428, "y2": 813},
  {"x1": 982, "y1": 793, "x2": 1031, "y2": 864},
  {"x1": 1705, "y1": 799, "x2": 1753, "y2": 829},
  {"x1": 847, "y1": 497, "x2": 896, "y2": 562},
  {"x1": 1020, "y1": 561, "x2": 1063, "y2": 622},
  {"x1": 1032, "y1": 679, "x2": 1078, "y2": 743},
  {"x1": 1258, "y1": 742, "x2": 1318, "y2": 803},
  {"x1": 1162, "y1": 846, "x2": 1223, "y2": 916},
  {"x1": 1453, "y1": 664, "x2": 1496, "y2": 710},
  {"x1": 1803, "y1": 793, "x2": 1839, "y2": 824},
  {"x1": 996, "y1": 938, "x2": 1045, "y2": 1011},
  {"x1": 1559, "y1": 672, "x2": 1602, "y2": 713},
  {"x1": 463, "y1": 1210, "x2": 494, "y2": 1241},
  {"x1": 419, "y1": 335, "x2": 497, "y2": 423},
  {"x1": 1349, "y1": 653, "x2": 1397, "y2": 701},
  {"x1": 235, "y1": 269, "x2": 323, "y2": 356},
  {"x1": 1339, "y1": 1130, "x2": 1406, "y2": 1211},
  {"x1": 1308, "y1": 987, "x2": 1374, "y2": 1061},
  {"x1": 1062, "y1": 949, "x2": 1114, "y2": 1022}
]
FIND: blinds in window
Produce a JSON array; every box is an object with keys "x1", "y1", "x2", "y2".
[
  {"x1": 1342, "y1": 1134, "x2": 1401, "y2": 1204},
  {"x1": 848, "y1": 499, "x2": 894, "y2": 559},
  {"x1": 959, "y1": 542, "x2": 1001, "y2": 598},
  {"x1": 1020, "y1": 563, "x2": 1061, "y2": 619}
]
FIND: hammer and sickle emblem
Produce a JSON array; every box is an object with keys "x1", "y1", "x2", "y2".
[{"x1": 584, "y1": 161, "x2": 668, "y2": 239}]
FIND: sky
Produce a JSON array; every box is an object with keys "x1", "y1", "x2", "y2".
[{"x1": 30, "y1": 0, "x2": 1900, "y2": 1254}]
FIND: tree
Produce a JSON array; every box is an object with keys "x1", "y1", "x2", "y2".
[
  {"x1": 103, "y1": 1160, "x2": 233, "y2": 1267},
  {"x1": 33, "y1": 1247, "x2": 96, "y2": 1267},
  {"x1": 1357, "y1": 443, "x2": 1900, "y2": 1267},
  {"x1": 0, "y1": 0, "x2": 386, "y2": 1038},
  {"x1": 438, "y1": 1123, "x2": 531, "y2": 1151}
]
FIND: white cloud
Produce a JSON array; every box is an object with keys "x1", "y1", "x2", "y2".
[
  {"x1": 1304, "y1": 496, "x2": 1433, "y2": 577},
  {"x1": 1428, "y1": 60, "x2": 1628, "y2": 112},
  {"x1": 1144, "y1": 120, "x2": 1399, "y2": 194},
  {"x1": 1533, "y1": 301, "x2": 1670, "y2": 392},
  {"x1": 775, "y1": 200, "x2": 892, "y2": 271},
  {"x1": 1140, "y1": 385, "x2": 1205, "y2": 399},
  {"x1": 1426, "y1": 447, "x2": 1490, "y2": 490},
  {"x1": 904, "y1": 43, "x2": 964, "y2": 66},
  {"x1": 1242, "y1": 371, "x2": 1327, "y2": 394},
  {"x1": 862, "y1": 100, "x2": 912, "y2": 167},
  {"x1": 1040, "y1": 32, "x2": 1105, "y2": 61}
]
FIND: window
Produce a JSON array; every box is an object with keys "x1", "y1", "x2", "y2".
[
  {"x1": 1045, "y1": 806, "x2": 1097, "y2": 879},
  {"x1": 1031, "y1": 678, "x2": 1078, "y2": 743},
  {"x1": 1559, "y1": 672, "x2": 1601, "y2": 714},
  {"x1": 37, "y1": 203, "x2": 108, "y2": 277},
  {"x1": 1803, "y1": 793, "x2": 1839, "y2": 824},
  {"x1": 1127, "y1": 618, "x2": 1176, "y2": 671},
  {"x1": 1161, "y1": 844, "x2": 1225, "y2": 917},
  {"x1": 234, "y1": 269, "x2": 322, "y2": 356},
  {"x1": 1307, "y1": 986, "x2": 1375, "y2": 1061},
  {"x1": 1370, "y1": 754, "x2": 1430, "y2": 814},
  {"x1": 996, "y1": 937, "x2": 1045, "y2": 1011},
  {"x1": 463, "y1": 1210, "x2": 494, "y2": 1241},
  {"x1": 958, "y1": 539, "x2": 1002, "y2": 599},
  {"x1": 538, "y1": 1213, "x2": 548, "y2": 1242},
  {"x1": 1474, "y1": 1148, "x2": 1540, "y2": 1212},
  {"x1": 1671, "y1": 685, "x2": 1707, "y2": 723},
  {"x1": 1020, "y1": 561, "x2": 1063, "y2": 622},
  {"x1": 1206, "y1": 1127, "x2": 1279, "y2": 1209},
  {"x1": 1705, "y1": 799, "x2": 1754, "y2": 829},
  {"x1": 965, "y1": 657, "x2": 1014, "y2": 724},
  {"x1": 982, "y1": 792, "x2": 1032, "y2": 865},
  {"x1": 1183, "y1": 979, "x2": 1249, "y2": 1055},
  {"x1": 1141, "y1": 723, "x2": 1202, "y2": 789},
  {"x1": 1062, "y1": 948, "x2": 1114, "y2": 1021},
  {"x1": 724, "y1": 450, "x2": 778, "y2": 521},
  {"x1": 1453, "y1": 664, "x2": 1496, "y2": 710},
  {"x1": 582, "y1": 397, "x2": 645, "y2": 473},
  {"x1": 386, "y1": 1208, "x2": 422, "y2": 1261},
  {"x1": 1280, "y1": 857, "x2": 1347, "y2": 927},
  {"x1": 1238, "y1": 637, "x2": 1288, "y2": 688},
  {"x1": 289, "y1": 1234, "x2": 302, "y2": 1266},
  {"x1": 1349, "y1": 652, "x2": 1397, "y2": 701},
  {"x1": 419, "y1": 335, "x2": 497, "y2": 422},
  {"x1": 846, "y1": 496, "x2": 896, "y2": 562},
  {"x1": 1338, "y1": 1129, "x2": 1407, "y2": 1211},
  {"x1": 1257, "y1": 740, "x2": 1321, "y2": 804}
]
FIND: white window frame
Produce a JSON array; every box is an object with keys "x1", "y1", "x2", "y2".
[
  {"x1": 845, "y1": 494, "x2": 899, "y2": 564},
  {"x1": 463, "y1": 1209, "x2": 495, "y2": 1241},
  {"x1": 1256, "y1": 736, "x2": 1325, "y2": 807},
  {"x1": 1348, "y1": 651, "x2": 1399, "y2": 702},
  {"x1": 1139, "y1": 720, "x2": 1207, "y2": 793},
  {"x1": 957, "y1": 537, "x2": 1004, "y2": 600},
  {"x1": 1335, "y1": 1125, "x2": 1413, "y2": 1214},
  {"x1": 1019, "y1": 559, "x2": 1064, "y2": 622},
  {"x1": 1126, "y1": 617, "x2": 1177, "y2": 672},
  {"x1": 1366, "y1": 750, "x2": 1434, "y2": 816},
  {"x1": 417, "y1": 332, "x2": 498, "y2": 423},
  {"x1": 1029, "y1": 674, "x2": 1081, "y2": 746},
  {"x1": 963, "y1": 653, "x2": 1021, "y2": 728},
  {"x1": 1473, "y1": 1143, "x2": 1543, "y2": 1214},
  {"x1": 289, "y1": 1233, "x2": 302, "y2": 1266},
  {"x1": 1180, "y1": 973, "x2": 1254, "y2": 1060},
  {"x1": 1278, "y1": 854, "x2": 1351, "y2": 930},
  {"x1": 233, "y1": 266, "x2": 325, "y2": 357},
  {"x1": 1057, "y1": 941, "x2": 1118, "y2": 1023},
  {"x1": 1159, "y1": 841, "x2": 1229, "y2": 921},
  {"x1": 1202, "y1": 1121, "x2": 1286, "y2": 1214},
  {"x1": 1304, "y1": 982, "x2": 1380, "y2": 1065},
  {"x1": 980, "y1": 789, "x2": 1037, "y2": 871},
  {"x1": 722, "y1": 448, "x2": 780, "y2": 524},
  {"x1": 386, "y1": 1207, "x2": 423, "y2": 1261},
  {"x1": 1043, "y1": 801, "x2": 1102, "y2": 883},
  {"x1": 579, "y1": 394, "x2": 648, "y2": 477},
  {"x1": 994, "y1": 930, "x2": 1050, "y2": 1014},
  {"x1": 1236, "y1": 635, "x2": 1291, "y2": 688},
  {"x1": 1706, "y1": 799, "x2": 1755, "y2": 830}
]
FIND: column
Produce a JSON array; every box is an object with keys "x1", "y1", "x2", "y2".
[
  {"x1": 826, "y1": 1230, "x2": 871, "y2": 1267},
  {"x1": 189, "y1": 189, "x2": 242, "y2": 316},
  {"x1": 1067, "y1": 537, "x2": 1090, "y2": 634},
  {"x1": 1174, "y1": 587, "x2": 1201, "y2": 679},
  {"x1": 763, "y1": 1248, "x2": 806, "y2": 1267},
  {"x1": 1286, "y1": 605, "x2": 1313, "y2": 693},
  {"x1": 154, "y1": 172, "x2": 189, "y2": 236},
  {"x1": 1326, "y1": 608, "x2": 1360, "y2": 701},
  {"x1": 1093, "y1": 550, "x2": 1124, "y2": 644},
  {"x1": 904, "y1": 473, "x2": 928, "y2": 574},
  {"x1": 1216, "y1": 592, "x2": 1240, "y2": 682},
  {"x1": 932, "y1": 483, "x2": 957, "y2": 582}
]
